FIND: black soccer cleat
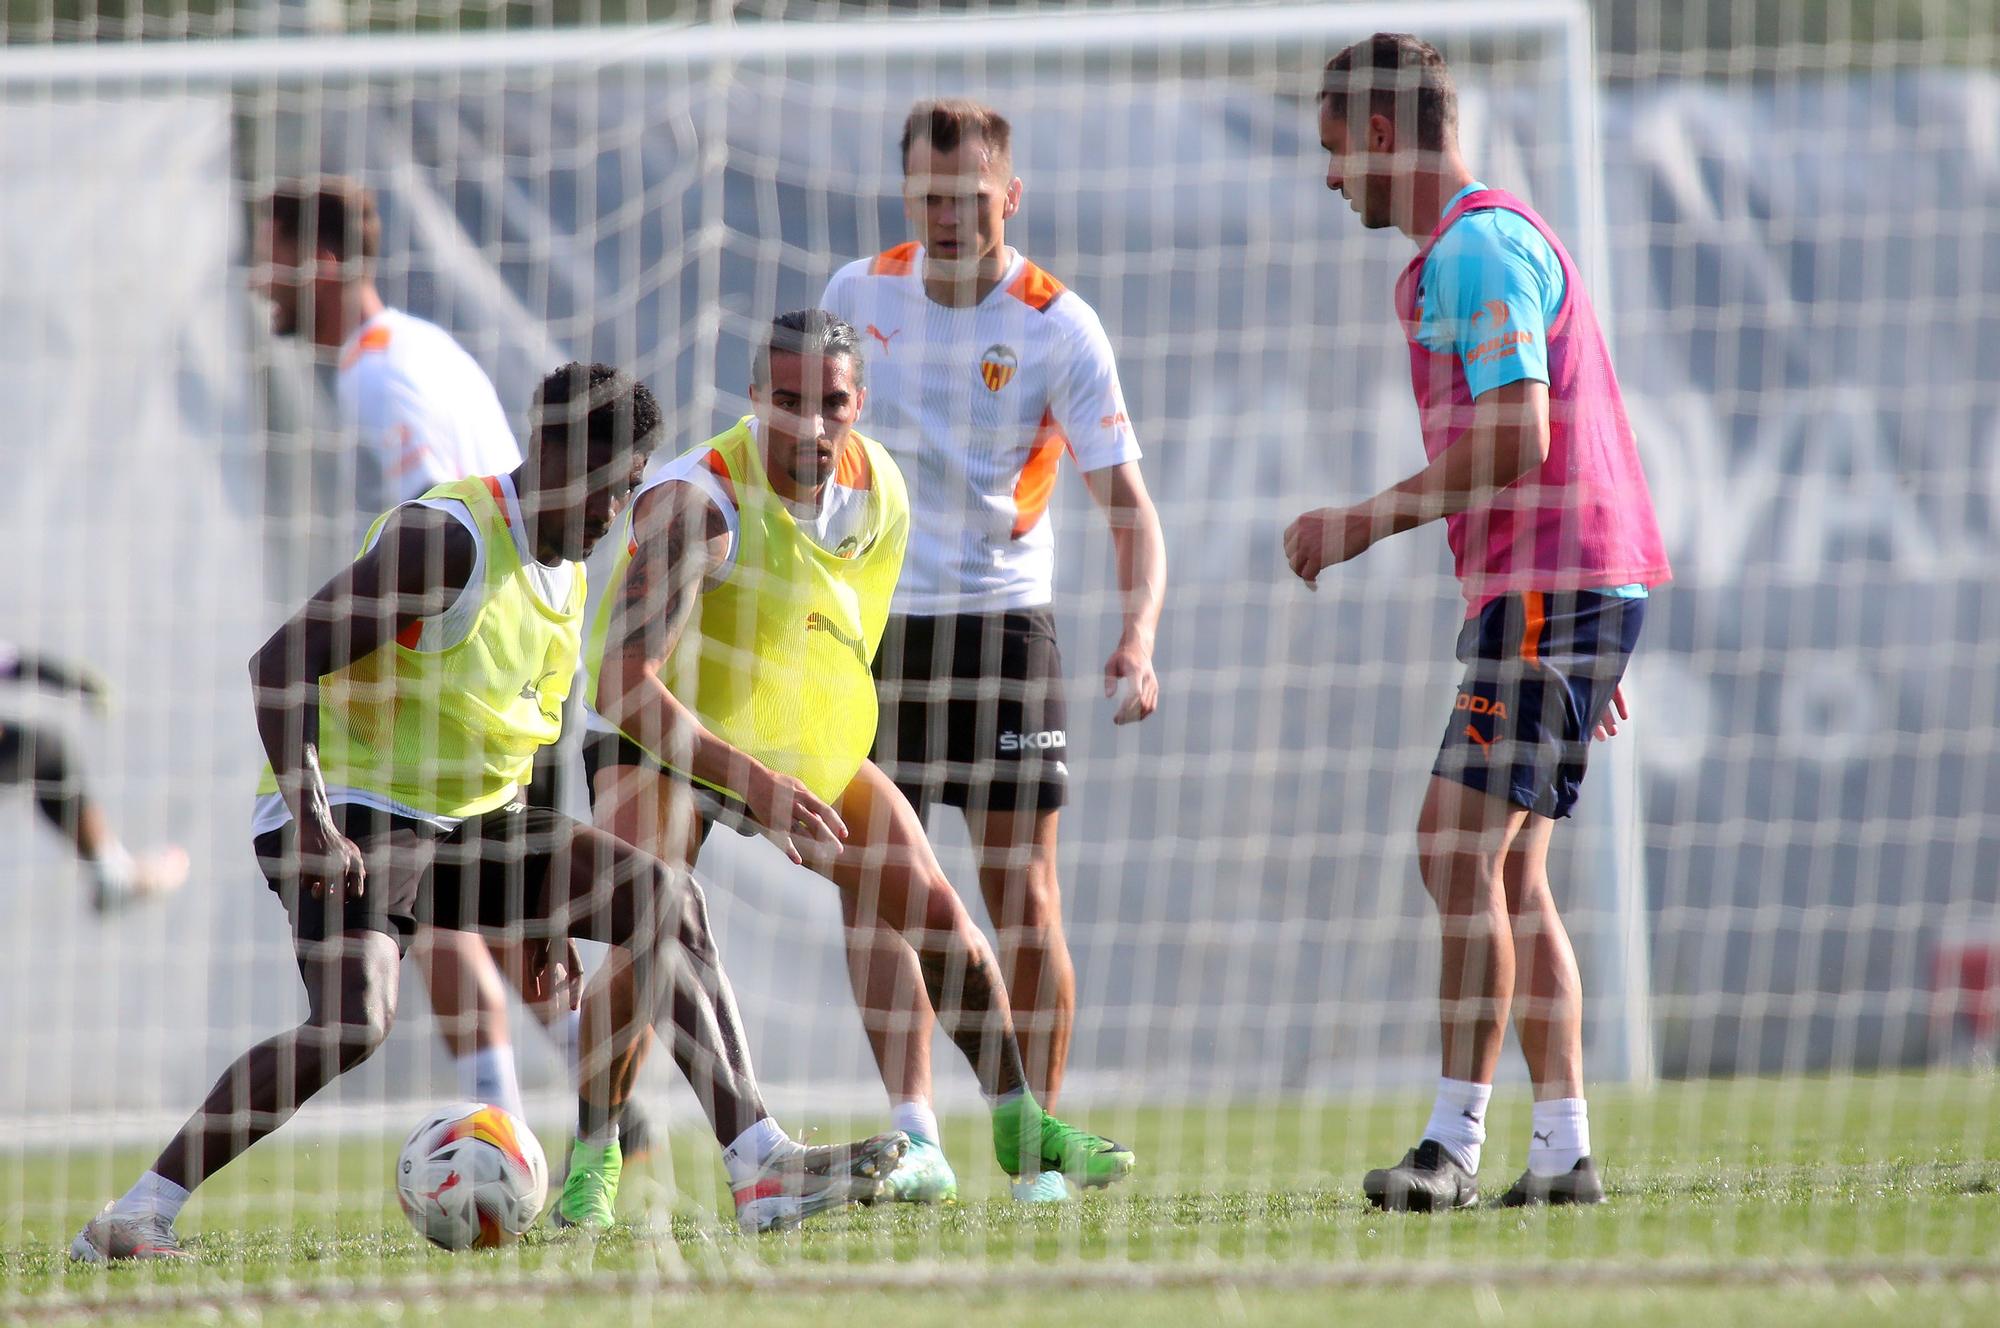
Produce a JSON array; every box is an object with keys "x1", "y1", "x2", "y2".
[
  {"x1": 1363, "y1": 1138, "x2": 1480, "y2": 1212},
  {"x1": 1497, "y1": 1156, "x2": 1605, "y2": 1207}
]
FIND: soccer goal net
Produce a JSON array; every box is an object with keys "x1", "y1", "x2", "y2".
[{"x1": 3, "y1": 0, "x2": 1997, "y2": 1296}]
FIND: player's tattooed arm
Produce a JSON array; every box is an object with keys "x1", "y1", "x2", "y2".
[
  {"x1": 612, "y1": 481, "x2": 725, "y2": 679},
  {"x1": 250, "y1": 504, "x2": 476, "y2": 899},
  {"x1": 596, "y1": 480, "x2": 845, "y2": 860},
  {"x1": 596, "y1": 481, "x2": 729, "y2": 764}
]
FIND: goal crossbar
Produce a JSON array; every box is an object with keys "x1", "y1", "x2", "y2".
[{"x1": 0, "y1": 2, "x2": 1588, "y2": 85}]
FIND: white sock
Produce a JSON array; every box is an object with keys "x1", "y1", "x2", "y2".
[
  {"x1": 891, "y1": 1099, "x2": 941, "y2": 1146},
  {"x1": 457, "y1": 1045, "x2": 525, "y2": 1120},
  {"x1": 89, "y1": 841, "x2": 136, "y2": 897},
  {"x1": 721, "y1": 1116, "x2": 791, "y2": 1188},
  {"x1": 1529, "y1": 1097, "x2": 1591, "y2": 1177},
  {"x1": 578, "y1": 1117, "x2": 619, "y2": 1150},
  {"x1": 111, "y1": 1171, "x2": 189, "y2": 1225},
  {"x1": 1423, "y1": 1077, "x2": 1492, "y2": 1173},
  {"x1": 553, "y1": 1009, "x2": 583, "y2": 1083}
]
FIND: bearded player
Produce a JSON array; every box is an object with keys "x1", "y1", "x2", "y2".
[{"x1": 1285, "y1": 35, "x2": 1670, "y2": 1210}]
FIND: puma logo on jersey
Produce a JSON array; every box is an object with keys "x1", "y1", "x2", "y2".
[
  {"x1": 1000, "y1": 728, "x2": 1066, "y2": 753},
  {"x1": 520, "y1": 670, "x2": 563, "y2": 724},
  {"x1": 866, "y1": 324, "x2": 900, "y2": 355},
  {"x1": 805, "y1": 611, "x2": 868, "y2": 665}
]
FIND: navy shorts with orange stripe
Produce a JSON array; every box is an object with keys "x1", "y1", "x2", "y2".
[{"x1": 1432, "y1": 589, "x2": 1646, "y2": 820}]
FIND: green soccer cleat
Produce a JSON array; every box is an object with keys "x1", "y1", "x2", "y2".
[
  {"x1": 551, "y1": 1138, "x2": 621, "y2": 1232},
  {"x1": 883, "y1": 1135, "x2": 959, "y2": 1204},
  {"x1": 992, "y1": 1097, "x2": 1136, "y2": 1191}
]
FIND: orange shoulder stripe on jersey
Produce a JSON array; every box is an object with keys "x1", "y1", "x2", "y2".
[
  {"x1": 1010, "y1": 410, "x2": 1069, "y2": 539},
  {"x1": 703, "y1": 447, "x2": 738, "y2": 505},
  {"x1": 482, "y1": 474, "x2": 510, "y2": 523},
  {"x1": 339, "y1": 324, "x2": 394, "y2": 371},
  {"x1": 833, "y1": 437, "x2": 873, "y2": 490},
  {"x1": 870, "y1": 242, "x2": 920, "y2": 276},
  {"x1": 1005, "y1": 261, "x2": 1067, "y2": 313},
  {"x1": 396, "y1": 478, "x2": 494, "y2": 648}
]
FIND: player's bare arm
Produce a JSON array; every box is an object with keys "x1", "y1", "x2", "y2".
[
  {"x1": 594, "y1": 479, "x2": 847, "y2": 861},
  {"x1": 1081, "y1": 460, "x2": 1165, "y2": 724},
  {"x1": 247, "y1": 505, "x2": 476, "y2": 903},
  {"x1": 1284, "y1": 378, "x2": 1550, "y2": 588}
]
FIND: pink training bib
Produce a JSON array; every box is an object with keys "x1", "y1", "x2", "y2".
[{"x1": 1393, "y1": 188, "x2": 1671, "y2": 610}]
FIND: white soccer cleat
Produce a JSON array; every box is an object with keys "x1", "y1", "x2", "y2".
[
  {"x1": 1010, "y1": 1171, "x2": 1071, "y2": 1204},
  {"x1": 733, "y1": 1131, "x2": 908, "y2": 1234},
  {"x1": 69, "y1": 1206, "x2": 193, "y2": 1263},
  {"x1": 91, "y1": 845, "x2": 190, "y2": 916}
]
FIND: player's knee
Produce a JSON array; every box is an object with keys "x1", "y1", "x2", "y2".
[
  {"x1": 1010, "y1": 866, "x2": 1064, "y2": 935},
  {"x1": 609, "y1": 856, "x2": 701, "y2": 953},
  {"x1": 325, "y1": 990, "x2": 396, "y2": 1069},
  {"x1": 912, "y1": 867, "x2": 976, "y2": 940},
  {"x1": 670, "y1": 868, "x2": 718, "y2": 960},
  {"x1": 1418, "y1": 849, "x2": 1505, "y2": 916}
]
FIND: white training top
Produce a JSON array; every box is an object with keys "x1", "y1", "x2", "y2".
[
  {"x1": 250, "y1": 473, "x2": 577, "y2": 836},
  {"x1": 337, "y1": 308, "x2": 525, "y2": 515},
  {"x1": 821, "y1": 244, "x2": 1140, "y2": 615}
]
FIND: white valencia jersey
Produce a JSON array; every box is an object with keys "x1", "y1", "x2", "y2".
[
  {"x1": 337, "y1": 308, "x2": 525, "y2": 514},
  {"x1": 821, "y1": 244, "x2": 1140, "y2": 614}
]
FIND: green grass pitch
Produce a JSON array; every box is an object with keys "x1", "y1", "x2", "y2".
[{"x1": 6, "y1": 1072, "x2": 1999, "y2": 1325}]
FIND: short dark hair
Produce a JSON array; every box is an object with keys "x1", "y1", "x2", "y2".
[
  {"x1": 263, "y1": 176, "x2": 381, "y2": 266},
  {"x1": 752, "y1": 309, "x2": 865, "y2": 388},
  {"x1": 1320, "y1": 33, "x2": 1458, "y2": 152},
  {"x1": 531, "y1": 361, "x2": 663, "y2": 462},
  {"x1": 899, "y1": 98, "x2": 1013, "y2": 173}
]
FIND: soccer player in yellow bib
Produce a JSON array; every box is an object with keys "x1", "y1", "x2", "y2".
[
  {"x1": 584, "y1": 311, "x2": 1135, "y2": 1204},
  {"x1": 69, "y1": 363, "x2": 906, "y2": 1262}
]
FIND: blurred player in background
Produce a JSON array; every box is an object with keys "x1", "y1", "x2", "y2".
[
  {"x1": 253, "y1": 179, "x2": 650, "y2": 1156},
  {"x1": 1285, "y1": 34, "x2": 1671, "y2": 1210},
  {"x1": 584, "y1": 310, "x2": 1136, "y2": 1208},
  {"x1": 821, "y1": 100, "x2": 1166, "y2": 1204},
  {"x1": 0, "y1": 642, "x2": 186, "y2": 913},
  {"x1": 70, "y1": 363, "x2": 906, "y2": 1260}
]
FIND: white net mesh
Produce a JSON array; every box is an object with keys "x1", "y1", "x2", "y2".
[{"x1": 4, "y1": 0, "x2": 2000, "y2": 1313}]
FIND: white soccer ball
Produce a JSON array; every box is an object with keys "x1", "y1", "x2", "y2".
[{"x1": 395, "y1": 1101, "x2": 548, "y2": 1250}]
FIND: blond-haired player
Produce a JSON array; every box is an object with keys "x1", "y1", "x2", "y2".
[{"x1": 821, "y1": 101, "x2": 1166, "y2": 1203}]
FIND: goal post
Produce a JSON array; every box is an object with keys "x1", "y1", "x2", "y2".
[{"x1": 0, "y1": 0, "x2": 1652, "y2": 1148}]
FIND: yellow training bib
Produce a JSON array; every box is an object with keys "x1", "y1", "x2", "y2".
[{"x1": 584, "y1": 419, "x2": 907, "y2": 803}]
